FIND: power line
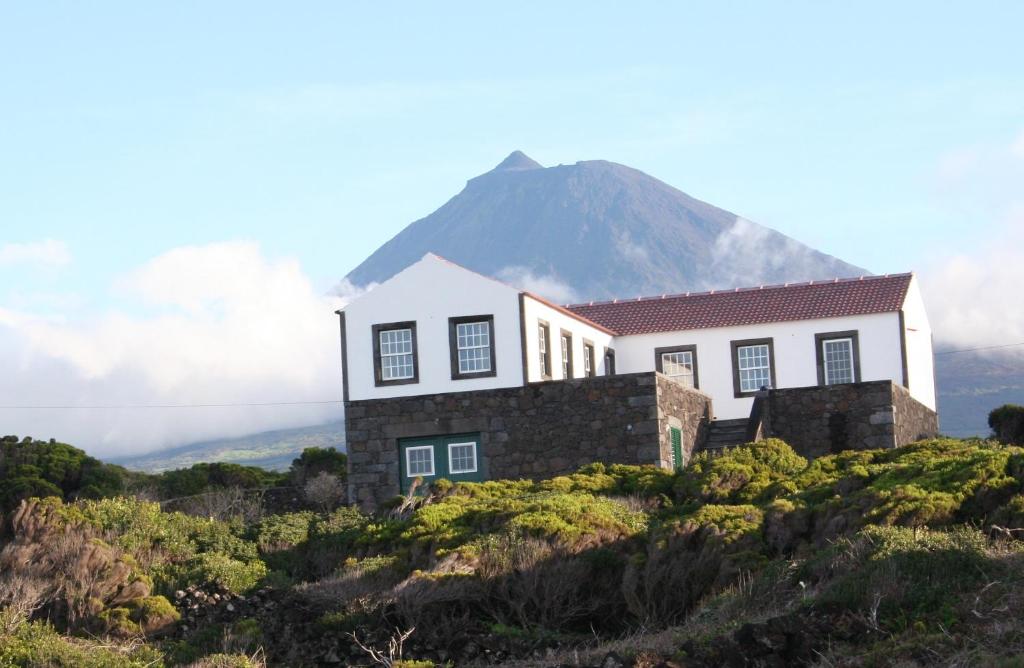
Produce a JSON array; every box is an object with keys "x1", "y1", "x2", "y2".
[
  {"x1": 0, "y1": 399, "x2": 344, "y2": 410},
  {"x1": 937, "y1": 344, "x2": 1024, "y2": 354}
]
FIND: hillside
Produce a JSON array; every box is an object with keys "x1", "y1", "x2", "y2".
[
  {"x1": 4, "y1": 434, "x2": 1024, "y2": 666},
  {"x1": 346, "y1": 151, "x2": 866, "y2": 302},
  {"x1": 111, "y1": 421, "x2": 346, "y2": 473}
]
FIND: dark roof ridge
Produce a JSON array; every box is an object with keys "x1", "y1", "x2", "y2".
[{"x1": 565, "y1": 272, "x2": 914, "y2": 308}]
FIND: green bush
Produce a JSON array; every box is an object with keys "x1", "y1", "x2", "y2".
[
  {"x1": 676, "y1": 439, "x2": 807, "y2": 504},
  {"x1": 0, "y1": 615, "x2": 164, "y2": 667},
  {"x1": 990, "y1": 404, "x2": 1024, "y2": 445}
]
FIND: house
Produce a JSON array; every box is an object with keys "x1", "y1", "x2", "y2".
[{"x1": 339, "y1": 253, "x2": 938, "y2": 509}]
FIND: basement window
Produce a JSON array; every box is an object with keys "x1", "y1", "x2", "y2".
[
  {"x1": 448, "y1": 441, "x2": 478, "y2": 474},
  {"x1": 405, "y1": 445, "x2": 435, "y2": 477}
]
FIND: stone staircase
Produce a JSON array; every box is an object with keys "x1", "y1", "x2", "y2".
[{"x1": 700, "y1": 418, "x2": 750, "y2": 455}]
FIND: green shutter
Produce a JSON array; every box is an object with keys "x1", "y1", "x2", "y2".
[{"x1": 670, "y1": 427, "x2": 683, "y2": 471}]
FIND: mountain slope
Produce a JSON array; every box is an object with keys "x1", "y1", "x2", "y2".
[
  {"x1": 110, "y1": 420, "x2": 346, "y2": 472},
  {"x1": 346, "y1": 151, "x2": 867, "y2": 302}
]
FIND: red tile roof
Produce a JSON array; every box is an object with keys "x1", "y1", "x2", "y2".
[{"x1": 566, "y1": 274, "x2": 913, "y2": 336}]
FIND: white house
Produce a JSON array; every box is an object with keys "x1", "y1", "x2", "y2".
[
  {"x1": 340, "y1": 253, "x2": 934, "y2": 414},
  {"x1": 339, "y1": 253, "x2": 938, "y2": 507}
]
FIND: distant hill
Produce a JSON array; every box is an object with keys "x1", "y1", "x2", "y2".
[
  {"x1": 346, "y1": 151, "x2": 867, "y2": 302},
  {"x1": 935, "y1": 350, "x2": 1024, "y2": 438},
  {"x1": 111, "y1": 421, "x2": 346, "y2": 472}
]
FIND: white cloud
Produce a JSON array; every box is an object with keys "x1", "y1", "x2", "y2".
[
  {"x1": 495, "y1": 266, "x2": 579, "y2": 304},
  {"x1": 921, "y1": 210, "x2": 1024, "y2": 353},
  {"x1": 922, "y1": 130, "x2": 1024, "y2": 353},
  {"x1": 0, "y1": 242, "x2": 348, "y2": 457},
  {"x1": 0, "y1": 239, "x2": 71, "y2": 268}
]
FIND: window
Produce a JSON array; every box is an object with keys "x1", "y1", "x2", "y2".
[
  {"x1": 655, "y1": 344, "x2": 699, "y2": 389},
  {"x1": 730, "y1": 338, "x2": 775, "y2": 397},
  {"x1": 560, "y1": 330, "x2": 574, "y2": 379},
  {"x1": 405, "y1": 445, "x2": 435, "y2": 477},
  {"x1": 604, "y1": 347, "x2": 616, "y2": 376},
  {"x1": 815, "y1": 330, "x2": 860, "y2": 386},
  {"x1": 372, "y1": 321, "x2": 418, "y2": 386},
  {"x1": 583, "y1": 340, "x2": 596, "y2": 377},
  {"x1": 538, "y1": 320, "x2": 551, "y2": 379},
  {"x1": 448, "y1": 441, "x2": 478, "y2": 474},
  {"x1": 449, "y1": 315, "x2": 496, "y2": 379}
]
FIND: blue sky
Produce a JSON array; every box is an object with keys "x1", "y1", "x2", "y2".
[{"x1": 1, "y1": 2, "x2": 1022, "y2": 453}]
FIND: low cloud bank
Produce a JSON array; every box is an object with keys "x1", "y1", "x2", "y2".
[
  {"x1": 0, "y1": 242, "x2": 346, "y2": 457},
  {"x1": 496, "y1": 265, "x2": 579, "y2": 304}
]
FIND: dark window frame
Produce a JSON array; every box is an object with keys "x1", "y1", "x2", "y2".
[
  {"x1": 730, "y1": 337, "x2": 776, "y2": 397},
  {"x1": 538, "y1": 319, "x2": 552, "y2": 380},
  {"x1": 815, "y1": 330, "x2": 861, "y2": 386},
  {"x1": 654, "y1": 344, "x2": 700, "y2": 389},
  {"x1": 604, "y1": 347, "x2": 616, "y2": 376},
  {"x1": 448, "y1": 314, "x2": 497, "y2": 380},
  {"x1": 372, "y1": 320, "x2": 419, "y2": 387},
  {"x1": 560, "y1": 329, "x2": 574, "y2": 379},
  {"x1": 582, "y1": 338, "x2": 597, "y2": 378}
]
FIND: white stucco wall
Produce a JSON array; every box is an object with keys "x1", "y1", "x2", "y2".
[
  {"x1": 614, "y1": 312, "x2": 906, "y2": 420},
  {"x1": 342, "y1": 255, "x2": 524, "y2": 400},
  {"x1": 521, "y1": 295, "x2": 615, "y2": 382},
  {"x1": 900, "y1": 275, "x2": 936, "y2": 410}
]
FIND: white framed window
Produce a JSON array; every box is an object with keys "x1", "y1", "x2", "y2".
[
  {"x1": 538, "y1": 322, "x2": 551, "y2": 378},
  {"x1": 560, "y1": 333, "x2": 572, "y2": 378},
  {"x1": 379, "y1": 328, "x2": 414, "y2": 380},
  {"x1": 823, "y1": 338, "x2": 854, "y2": 385},
  {"x1": 447, "y1": 441, "x2": 478, "y2": 474},
  {"x1": 737, "y1": 344, "x2": 771, "y2": 393},
  {"x1": 583, "y1": 344, "x2": 593, "y2": 377},
  {"x1": 405, "y1": 445, "x2": 435, "y2": 477},
  {"x1": 456, "y1": 321, "x2": 491, "y2": 373},
  {"x1": 661, "y1": 350, "x2": 695, "y2": 388}
]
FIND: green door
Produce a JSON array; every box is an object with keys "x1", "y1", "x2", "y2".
[
  {"x1": 670, "y1": 427, "x2": 683, "y2": 471},
  {"x1": 399, "y1": 433, "x2": 484, "y2": 493}
]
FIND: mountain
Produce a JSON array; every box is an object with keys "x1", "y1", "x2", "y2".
[
  {"x1": 935, "y1": 350, "x2": 1024, "y2": 438},
  {"x1": 346, "y1": 151, "x2": 867, "y2": 302},
  {"x1": 110, "y1": 420, "x2": 346, "y2": 472}
]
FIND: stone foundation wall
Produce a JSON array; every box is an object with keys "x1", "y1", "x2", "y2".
[
  {"x1": 765, "y1": 381, "x2": 938, "y2": 459},
  {"x1": 892, "y1": 383, "x2": 940, "y2": 445},
  {"x1": 656, "y1": 375, "x2": 713, "y2": 466},
  {"x1": 345, "y1": 372, "x2": 711, "y2": 510}
]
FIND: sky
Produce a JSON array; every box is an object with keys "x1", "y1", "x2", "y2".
[{"x1": 1, "y1": 2, "x2": 1022, "y2": 455}]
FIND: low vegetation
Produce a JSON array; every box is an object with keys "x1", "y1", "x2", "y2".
[{"x1": 3, "y1": 432, "x2": 1024, "y2": 666}]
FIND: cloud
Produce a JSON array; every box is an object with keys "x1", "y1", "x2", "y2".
[
  {"x1": 920, "y1": 210, "x2": 1024, "y2": 353},
  {"x1": 706, "y1": 217, "x2": 853, "y2": 290},
  {"x1": 495, "y1": 266, "x2": 580, "y2": 304},
  {"x1": 921, "y1": 131, "x2": 1024, "y2": 353},
  {"x1": 0, "y1": 242, "x2": 348, "y2": 457},
  {"x1": 0, "y1": 239, "x2": 71, "y2": 268}
]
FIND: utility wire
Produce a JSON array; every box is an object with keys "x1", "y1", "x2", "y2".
[
  {"x1": 1, "y1": 343, "x2": 1019, "y2": 410},
  {"x1": 937, "y1": 344, "x2": 1024, "y2": 354},
  {"x1": 0, "y1": 399, "x2": 344, "y2": 409}
]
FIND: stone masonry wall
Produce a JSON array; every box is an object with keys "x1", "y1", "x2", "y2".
[
  {"x1": 656, "y1": 375, "x2": 712, "y2": 467},
  {"x1": 892, "y1": 383, "x2": 940, "y2": 445},
  {"x1": 765, "y1": 380, "x2": 938, "y2": 459},
  {"x1": 345, "y1": 372, "x2": 711, "y2": 510}
]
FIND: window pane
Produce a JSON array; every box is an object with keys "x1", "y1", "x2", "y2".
[
  {"x1": 737, "y1": 344, "x2": 770, "y2": 392},
  {"x1": 824, "y1": 338, "x2": 854, "y2": 384},
  {"x1": 406, "y1": 447, "x2": 434, "y2": 476},
  {"x1": 380, "y1": 328, "x2": 415, "y2": 380},
  {"x1": 456, "y1": 321, "x2": 491, "y2": 373},
  {"x1": 661, "y1": 351, "x2": 695, "y2": 387},
  {"x1": 449, "y1": 442, "x2": 477, "y2": 473}
]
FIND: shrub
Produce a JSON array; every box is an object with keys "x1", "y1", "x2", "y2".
[
  {"x1": 676, "y1": 439, "x2": 807, "y2": 504},
  {"x1": 990, "y1": 404, "x2": 1024, "y2": 445}
]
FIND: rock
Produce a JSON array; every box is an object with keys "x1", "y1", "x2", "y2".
[
  {"x1": 226, "y1": 603, "x2": 235, "y2": 612},
  {"x1": 174, "y1": 590, "x2": 186, "y2": 600},
  {"x1": 601, "y1": 652, "x2": 627, "y2": 668}
]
